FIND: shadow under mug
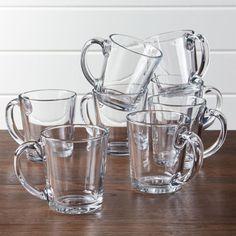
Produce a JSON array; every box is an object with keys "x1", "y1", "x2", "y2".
[
  {"x1": 81, "y1": 33, "x2": 162, "y2": 94},
  {"x1": 127, "y1": 110, "x2": 204, "y2": 194},
  {"x1": 148, "y1": 95, "x2": 227, "y2": 160},
  {"x1": 6, "y1": 89, "x2": 77, "y2": 161},
  {"x1": 80, "y1": 84, "x2": 148, "y2": 156},
  {"x1": 14, "y1": 124, "x2": 108, "y2": 214}
]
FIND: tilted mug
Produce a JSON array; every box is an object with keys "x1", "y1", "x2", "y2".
[
  {"x1": 81, "y1": 34, "x2": 162, "y2": 94},
  {"x1": 146, "y1": 29, "x2": 209, "y2": 84}
]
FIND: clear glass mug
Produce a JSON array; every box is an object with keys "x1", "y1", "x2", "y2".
[
  {"x1": 150, "y1": 75, "x2": 223, "y2": 128},
  {"x1": 14, "y1": 124, "x2": 108, "y2": 214},
  {"x1": 148, "y1": 95, "x2": 227, "y2": 160},
  {"x1": 81, "y1": 34, "x2": 162, "y2": 94},
  {"x1": 5, "y1": 89, "x2": 77, "y2": 161},
  {"x1": 80, "y1": 84, "x2": 148, "y2": 156},
  {"x1": 127, "y1": 110, "x2": 204, "y2": 194},
  {"x1": 146, "y1": 30, "x2": 209, "y2": 84}
]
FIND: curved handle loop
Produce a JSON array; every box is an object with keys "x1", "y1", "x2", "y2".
[
  {"x1": 81, "y1": 37, "x2": 111, "y2": 90},
  {"x1": 80, "y1": 92, "x2": 94, "y2": 125},
  {"x1": 203, "y1": 109, "x2": 227, "y2": 159},
  {"x1": 172, "y1": 127, "x2": 204, "y2": 185},
  {"x1": 5, "y1": 98, "x2": 24, "y2": 144},
  {"x1": 14, "y1": 141, "x2": 47, "y2": 200},
  {"x1": 186, "y1": 33, "x2": 210, "y2": 78},
  {"x1": 203, "y1": 85, "x2": 223, "y2": 129}
]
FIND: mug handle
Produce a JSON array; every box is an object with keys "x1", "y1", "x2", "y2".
[
  {"x1": 202, "y1": 109, "x2": 227, "y2": 159},
  {"x1": 203, "y1": 85, "x2": 223, "y2": 129},
  {"x1": 5, "y1": 98, "x2": 24, "y2": 144},
  {"x1": 172, "y1": 127, "x2": 204, "y2": 185},
  {"x1": 14, "y1": 141, "x2": 47, "y2": 200},
  {"x1": 186, "y1": 33, "x2": 209, "y2": 77},
  {"x1": 80, "y1": 92, "x2": 94, "y2": 125},
  {"x1": 81, "y1": 38, "x2": 111, "y2": 90}
]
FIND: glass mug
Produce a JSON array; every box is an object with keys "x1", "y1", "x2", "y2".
[
  {"x1": 6, "y1": 89, "x2": 77, "y2": 161},
  {"x1": 81, "y1": 33, "x2": 162, "y2": 94},
  {"x1": 146, "y1": 30, "x2": 209, "y2": 84},
  {"x1": 150, "y1": 75, "x2": 223, "y2": 128},
  {"x1": 80, "y1": 84, "x2": 148, "y2": 156},
  {"x1": 127, "y1": 110, "x2": 204, "y2": 194},
  {"x1": 148, "y1": 95, "x2": 227, "y2": 160},
  {"x1": 14, "y1": 124, "x2": 108, "y2": 214}
]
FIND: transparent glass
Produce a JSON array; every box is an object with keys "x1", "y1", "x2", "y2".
[
  {"x1": 149, "y1": 76, "x2": 223, "y2": 128},
  {"x1": 127, "y1": 110, "x2": 203, "y2": 194},
  {"x1": 80, "y1": 84, "x2": 148, "y2": 156},
  {"x1": 146, "y1": 30, "x2": 209, "y2": 84},
  {"x1": 5, "y1": 89, "x2": 77, "y2": 161},
  {"x1": 148, "y1": 95, "x2": 227, "y2": 160},
  {"x1": 14, "y1": 124, "x2": 108, "y2": 214},
  {"x1": 81, "y1": 34, "x2": 162, "y2": 94}
]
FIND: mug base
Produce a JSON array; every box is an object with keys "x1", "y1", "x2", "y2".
[
  {"x1": 132, "y1": 176, "x2": 182, "y2": 194},
  {"x1": 107, "y1": 142, "x2": 129, "y2": 156},
  {"x1": 49, "y1": 195, "x2": 103, "y2": 214}
]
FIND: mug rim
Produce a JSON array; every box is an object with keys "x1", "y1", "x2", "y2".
[
  {"x1": 93, "y1": 84, "x2": 148, "y2": 96},
  {"x1": 146, "y1": 29, "x2": 195, "y2": 43},
  {"x1": 148, "y1": 95, "x2": 206, "y2": 108},
  {"x1": 41, "y1": 124, "x2": 109, "y2": 143},
  {"x1": 151, "y1": 76, "x2": 203, "y2": 89},
  {"x1": 109, "y1": 33, "x2": 163, "y2": 59},
  {"x1": 126, "y1": 109, "x2": 190, "y2": 127},
  {"x1": 19, "y1": 89, "x2": 77, "y2": 102}
]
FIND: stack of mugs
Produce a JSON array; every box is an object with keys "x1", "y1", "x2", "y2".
[{"x1": 6, "y1": 30, "x2": 227, "y2": 214}]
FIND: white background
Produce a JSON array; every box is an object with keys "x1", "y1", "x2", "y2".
[{"x1": 0, "y1": 0, "x2": 235, "y2": 129}]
